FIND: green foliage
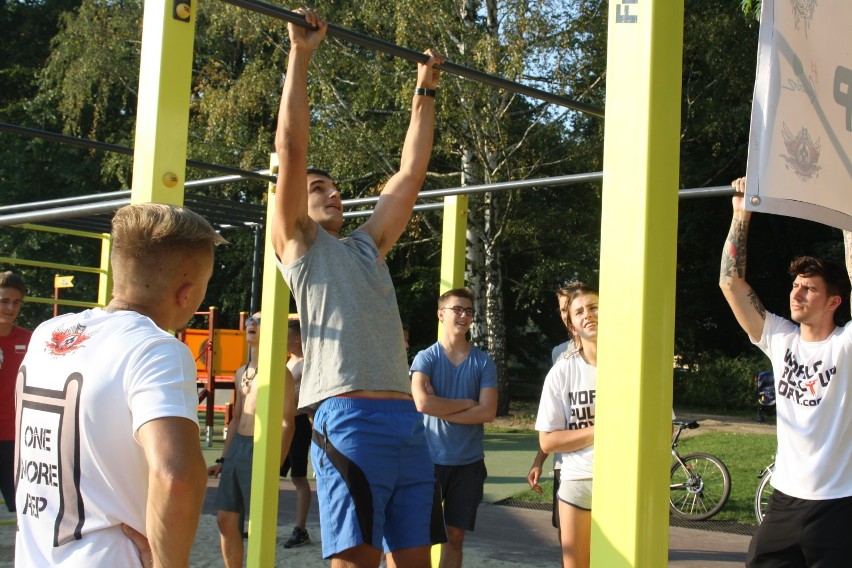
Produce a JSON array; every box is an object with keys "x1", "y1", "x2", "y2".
[
  {"x1": 741, "y1": 0, "x2": 762, "y2": 20},
  {"x1": 673, "y1": 351, "x2": 768, "y2": 413}
]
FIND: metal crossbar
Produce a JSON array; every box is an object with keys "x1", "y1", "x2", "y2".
[
  {"x1": 0, "y1": 122, "x2": 276, "y2": 183},
  {"x1": 217, "y1": 0, "x2": 604, "y2": 118}
]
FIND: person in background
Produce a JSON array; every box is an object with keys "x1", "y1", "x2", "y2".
[
  {"x1": 410, "y1": 288, "x2": 498, "y2": 568},
  {"x1": 0, "y1": 271, "x2": 30, "y2": 515},
  {"x1": 208, "y1": 312, "x2": 296, "y2": 567},
  {"x1": 527, "y1": 282, "x2": 585, "y2": 538},
  {"x1": 535, "y1": 283, "x2": 598, "y2": 568},
  {"x1": 15, "y1": 203, "x2": 225, "y2": 567},
  {"x1": 280, "y1": 318, "x2": 312, "y2": 549}
]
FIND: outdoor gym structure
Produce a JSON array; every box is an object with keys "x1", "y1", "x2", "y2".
[{"x1": 2, "y1": 2, "x2": 688, "y2": 566}]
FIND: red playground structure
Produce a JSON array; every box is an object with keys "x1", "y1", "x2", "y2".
[{"x1": 179, "y1": 307, "x2": 248, "y2": 447}]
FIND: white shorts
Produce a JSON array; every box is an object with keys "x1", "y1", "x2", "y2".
[{"x1": 557, "y1": 478, "x2": 593, "y2": 511}]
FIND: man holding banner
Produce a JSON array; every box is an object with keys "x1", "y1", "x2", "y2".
[
  {"x1": 729, "y1": 3, "x2": 852, "y2": 563},
  {"x1": 720, "y1": 177, "x2": 852, "y2": 567}
]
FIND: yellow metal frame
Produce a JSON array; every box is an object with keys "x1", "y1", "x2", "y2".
[
  {"x1": 431, "y1": 194, "x2": 471, "y2": 565},
  {"x1": 1, "y1": 224, "x2": 112, "y2": 308},
  {"x1": 591, "y1": 1, "x2": 684, "y2": 566},
  {"x1": 437, "y1": 194, "x2": 469, "y2": 341},
  {"x1": 132, "y1": 0, "x2": 197, "y2": 205},
  {"x1": 246, "y1": 156, "x2": 290, "y2": 566}
]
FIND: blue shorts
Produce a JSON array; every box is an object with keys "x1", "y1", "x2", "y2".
[{"x1": 311, "y1": 397, "x2": 446, "y2": 558}]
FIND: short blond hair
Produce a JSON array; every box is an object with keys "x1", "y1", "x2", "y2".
[{"x1": 110, "y1": 203, "x2": 226, "y2": 303}]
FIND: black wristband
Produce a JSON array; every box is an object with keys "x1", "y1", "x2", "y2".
[
  {"x1": 215, "y1": 457, "x2": 225, "y2": 464},
  {"x1": 414, "y1": 88, "x2": 436, "y2": 98}
]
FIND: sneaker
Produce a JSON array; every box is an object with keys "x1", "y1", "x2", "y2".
[{"x1": 283, "y1": 526, "x2": 310, "y2": 548}]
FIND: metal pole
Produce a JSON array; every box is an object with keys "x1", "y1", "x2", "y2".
[
  {"x1": 341, "y1": 175, "x2": 735, "y2": 217},
  {"x1": 0, "y1": 200, "x2": 131, "y2": 227},
  {"x1": 250, "y1": 224, "x2": 263, "y2": 313},
  {"x1": 0, "y1": 178, "x2": 735, "y2": 227},
  {"x1": 0, "y1": 191, "x2": 132, "y2": 214},
  {"x1": 217, "y1": 0, "x2": 604, "y2": 118},
  {"x1": 0, "y1": 122, "x2": 276, "y2": 183}
]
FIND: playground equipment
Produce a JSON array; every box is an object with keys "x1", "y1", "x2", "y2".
[
  {"x1": 1, "y1": 1, "x2": 689, "y2": 565},
  {"x1": 0, "y1": 224, "x2": 112, "y2": 311},
  {"x1": 179, "y1": 307, "x2": 248, "y2": 447}
]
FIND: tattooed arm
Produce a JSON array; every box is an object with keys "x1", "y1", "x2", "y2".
[{"x1": 719, "y1": 177, "x2": 766, "y2": 342}]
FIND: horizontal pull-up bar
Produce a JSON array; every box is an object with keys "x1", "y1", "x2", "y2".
[
  {"x1": 344, "y1": 172, "x2": 605, "y2": 208},
  {"x1": 340, "y1": 175, "x2": 736, "y2": 217},
  {"x1": 0, "y1": 122, "x2": 277, "y2": 184},
  {"x1": 218, "y1": 0, "x2": 604, "y2": 118}
]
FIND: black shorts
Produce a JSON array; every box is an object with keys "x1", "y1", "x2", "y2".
[
  {"x1": 280, "y1": 414, "x2": 311, "y2": 478},
  {"x1": 435, "y1": 459, "x2": 487, "y2": 532},
  {"x1": 0, "y1": 440, "x2": 15, "y2": 512},
  {"x1": 551, "y1": 468, "x2": 561, "y2": 529},
  {"x1": 746, "y1": 489, "x2": 852, "y2": 567}
]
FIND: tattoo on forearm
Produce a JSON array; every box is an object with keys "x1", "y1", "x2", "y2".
[
  {"x1": 720, "y1": 218, "x2": 749, "y2": 283},
  {"x1": 747, "y1": 289, "x2": 766, "y2": 320}
]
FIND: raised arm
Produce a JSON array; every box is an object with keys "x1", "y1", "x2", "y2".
[
  {"x1": 719, "y1": 177, "x2": 766, "y2": 342},
  {"x1": 360, "y1": 50, "x2": 444, "y2": 256},
  {"x1": 138, "y1": 417, "x2": 207, "y2": 567},
  {"x1": 272, "y1": 9, "x2": 327, "y2": 264}
]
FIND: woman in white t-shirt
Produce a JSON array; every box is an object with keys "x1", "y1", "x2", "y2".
[{"x1": 535, "y1": 284, "x2": 598, "y2": 568}]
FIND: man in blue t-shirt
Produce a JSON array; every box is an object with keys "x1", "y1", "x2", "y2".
[{"x1": 410, "y1": 288, "x2": 498, "y2": 568}]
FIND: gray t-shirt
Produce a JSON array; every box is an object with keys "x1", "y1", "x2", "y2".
[{"x1": 277, "y1": 227, "x2": 410, "y2": 411}]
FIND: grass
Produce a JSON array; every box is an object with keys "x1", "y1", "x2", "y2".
[{"x1": 510, "y1": 430, "x2": 776, "y2": 525}]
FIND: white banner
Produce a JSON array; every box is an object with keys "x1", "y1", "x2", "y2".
[{"x1": 746, "y1": 1, "x2": 852, "y2": 230}]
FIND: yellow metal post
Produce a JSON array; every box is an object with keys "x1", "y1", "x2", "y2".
[
  {"x1": 591, "y1": 1, "x2": 684, "y2": 567},
  {"x1": 98, "y1": 233, "x2": 112, "y2": 306},
  {"x1": 437, "y1": 194, "x2": 469, "y2": 342},
  {"x1": 439, "y1": 195, "x2": 469, "y2": 293},
  {"x1": 132, "y1": 0, "x2": 197, "y2": 205},
  {"x1": 247, "y1": 156, "x2": 290, "y2": 566},
  {"x1": 431, "y1": 194, "x2": 468, "y2": 565}
]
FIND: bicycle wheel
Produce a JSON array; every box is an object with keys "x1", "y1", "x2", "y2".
[
  {"x1": 754, "y1": 463, "x2": 774, "y2": 524},
  {"x1": 669, "y1": 452, "x2": 732, "y2": 521}
]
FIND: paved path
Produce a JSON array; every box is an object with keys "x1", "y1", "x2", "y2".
[
  {"x1": 201, "y1": 479, "x2": 750, "y2": 567},
  {"x1": 201, "y1": 425, "x2": 759, "y2": 566}
]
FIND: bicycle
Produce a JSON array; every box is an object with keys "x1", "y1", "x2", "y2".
[
  {"x1": 669, "y1": 419, "x2": 732, "y2": 521},
  {"x1": 754, "y1": 460, "x2": 775, "y2": 524}
]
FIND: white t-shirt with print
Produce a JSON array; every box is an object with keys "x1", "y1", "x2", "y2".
[
  {"x1": 535, "y1": 350, "x2": 596, "y2": 481},
  {"x1": 754, "y1": 312, "x2": 852, "y2": 500},
  {"x1": 15, "y1": 309, "x2": 199, "y2": 567}
]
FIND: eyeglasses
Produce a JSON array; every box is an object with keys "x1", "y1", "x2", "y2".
[
  {"x1": 246, "y1": 316, "x2": 261, "y2": 326},
  {"x1": 442, "y1": 306, "x2": 474, "y2": 317}
]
